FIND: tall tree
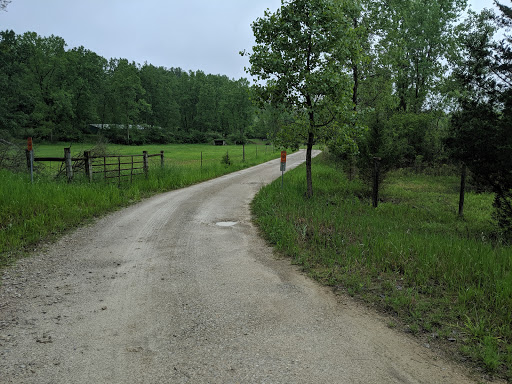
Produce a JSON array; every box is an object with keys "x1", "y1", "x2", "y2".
[
  {"x1": 64, "y1": 46, "x2": 107, "y2": 134},
  {"x1": 139, "y1": 64, "x2": 181, "y2": 134},
  {"x1": 246, "y1": 0, "x2": 357, "y2": 197},
  {"x1": 449, "y1": 7, "x2": 512, "y2": 239},
  {"x1": 370, "y1": 0, "x2": 467, "y2": 113},
  {"x1": 18, "y1": 32, "x2": 71, "y2": 141},
  {"x1": 101, "y1": 58, "x2": 149, "y2": 143},
  {"x1": 0, "y1": 0, "x2": 11, "y2": 11}
]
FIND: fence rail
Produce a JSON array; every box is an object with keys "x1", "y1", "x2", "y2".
[{"x1": 28, "y1": 148, "x2": 164, "y2": 184}]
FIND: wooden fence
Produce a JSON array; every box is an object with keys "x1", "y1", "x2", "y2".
[{"x1": 28, "y1": 148, "x2": 164, "y2": 184}]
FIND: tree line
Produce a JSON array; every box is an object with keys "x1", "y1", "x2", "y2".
[
  {"x1": 246, "y1": 0, "x2": 512, "y2": 238},
  {"x1": 0, "y1": 30, "x2": 259, "y2": 145}
]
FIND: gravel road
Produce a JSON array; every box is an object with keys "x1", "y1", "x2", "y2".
[{"x1": 0, "y1": 150, "x2": 480, "y2": 383}]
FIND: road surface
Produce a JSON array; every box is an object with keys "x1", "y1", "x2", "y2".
[{"x1": 0, "y1": 150, "x2": 478, "y2": 383}]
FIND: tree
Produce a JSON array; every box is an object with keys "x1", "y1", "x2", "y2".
[
  {"x1": 18, "y1": 32, "x2": 72, "y2": 141},
  {"x1": 64, "y1": 46, "x2": 107, "y2": 135},
  {"x1": 370, "y1": 0, "x2": 467, "y2": 113},
  {"x1": 448, "y1": 6, "x2": 512, "y2": 240},
  {"x1": 0, "y1": 0, "x2": 11, "y2": 12},
  {"x1": 101, "y1": 59, "x2": 149, "y2": 143},
  {"x1": 139, "y1": 64, "x2": 181, "y2": 135},
  {"x1": 246, "y1": 0, "x2": 357, "y2": 197}
]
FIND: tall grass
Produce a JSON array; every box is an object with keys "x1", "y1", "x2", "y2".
[
  {"x1": 252, "y1": 153, "x2": 512, "y2": 380},
  {"x1": 0, "y1": 143, "x2": 280, "y2": 266}
]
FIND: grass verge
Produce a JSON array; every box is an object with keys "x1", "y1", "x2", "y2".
[{"x1": 251, "y1": 152, "x2": 512, "y2": 381}]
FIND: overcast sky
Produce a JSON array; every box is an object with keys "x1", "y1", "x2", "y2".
[{"x1": 0, "y1": 0, "x2": 499, "y2": 81}]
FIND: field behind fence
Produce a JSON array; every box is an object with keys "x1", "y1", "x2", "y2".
[{"x1": 29, "y1": 143, "x2": 278, "y2": 181}]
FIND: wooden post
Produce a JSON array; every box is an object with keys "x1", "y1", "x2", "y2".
[
  {"x1": 459, "y1": 163, "x2": 467, "y2": 217},
  {"x1": 25, "y1": 148, "x2": 34, "y2": 184},
  {"x1": 201, "y1": 152, "x2": 203, "y2": 169},
  {"x1": 348, "y1": 156, "x2": 355, "y2": 181},
  {"x1": 131, "y1": 155, "x2": 134, "y2": 183},
  {"x1": 243, "y1": 144, "x2": 245, "y2": 162},
  {"x1": 103, "y1": 157, "x2": 107, "y2": 181},
  {"x1": 118, "y1": 156, "x2": 121, "y2": 186},
  {"x1": 64, "y1": 148, "x2": 73, "y2": 182},
  {"x1": 372, "y1": 157, "x2": 381, "y2": 208},
  {"x1": 84, "y1": 151, "x2": 93, "y2": 182},
  {"x1": 143, "y1": 151, "x2": 148, "y2": 178},
  {"x1": 25, "y1": 149, "x2": 31, "y2": 171},
  {"x1": 160, "y1": 151, "x2": 164, "y2": 168}
]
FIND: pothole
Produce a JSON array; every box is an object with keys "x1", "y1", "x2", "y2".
[{"x1": 216, "y1": 222, "x2": 237, "y2": 227}]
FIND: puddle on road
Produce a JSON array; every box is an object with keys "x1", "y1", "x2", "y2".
[{"x1": 216, "y1": 222, "x2": 237, "y2": 227}]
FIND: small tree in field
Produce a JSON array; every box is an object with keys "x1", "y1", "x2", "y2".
[{"x1": 245, "y1": 0, "x2": 359, "y2": 197}]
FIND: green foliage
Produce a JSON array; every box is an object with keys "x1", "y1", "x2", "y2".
[
  {"x1": 221, "y1": 151, "x2": 231, "y2": 165},
  {"x1": 448, "y1": 6, "x2": 512, "y2": 241},
  {"x1": 252, "y1": 153, "x2": 512, "y2": 379},
  {"x1": 0, "y1": 30, "x2": 257, "y2": 145},
  {"x1": 246, "y1": 0, "x2": 361, "y2": 197}
]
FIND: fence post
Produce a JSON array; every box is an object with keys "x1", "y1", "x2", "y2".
[
  {"x1": 64, "y1": 148, "x2": 73, "y2": 182},
  {"x1": 459, "y1": 163, "x2": 467, "y2": 217},
  {"x1": 25, "y1": 148, "x2": 34, "y2": 184},
  {"x1": 372, "y1": 157, "x2": 381, "y2": 208},
  {"x1": 243, "y1": 144, "x2": 245, "y2": 162},
  {"x1": 25, "y1": 149, "x2": 31, "y2": 171},
  {"x1": 84, "y1": 151, "x2": 93, "y2": 182},
  {"x1": 143, "y1": 151, "x2": 149, "y2": 178},
  {"x1": 131, "y1": 155, "x2": 134, "y2": 183},
  {"x1": 160, "y1": 151, "x2": 164, "y2": 168}
]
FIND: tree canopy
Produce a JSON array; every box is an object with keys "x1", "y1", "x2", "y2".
[
  {"x1": 246, "y1": 0, "x2": 359, "y2": 197},
  {"x1": 0, "y1": 30, "x2": 256, "y2": 145}
]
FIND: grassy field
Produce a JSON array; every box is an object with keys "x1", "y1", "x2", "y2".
[
  {"x1": 252, "y1": 153, "x2": 512, "y2": 381},
  {"x1": 31, "y1": 142, "x2": 278, "y2": 176},
  {"x1": 0, "y1": 142, "x2": 280, "y2": 266}
]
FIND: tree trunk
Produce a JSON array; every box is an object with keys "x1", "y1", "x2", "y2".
[
  {"x1": 372, "y1": 157, "x2": 381, "y2": 208},
  {"x1": 459, "y1": 163, "x2": 466, "y2": 217},
  {"x1": 306, "y1": 130, "x2": 314, "y2": 198}
]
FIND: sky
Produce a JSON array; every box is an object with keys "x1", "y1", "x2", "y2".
[{"x1": 0, "y1": 0, "x2": 501, "y2": 81}]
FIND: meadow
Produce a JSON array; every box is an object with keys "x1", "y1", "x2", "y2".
[
  {"x1": 0, "y1": 142, "x2": 280, "y2": 265},
  {"x1": 252, "y1": 153, "x2": 512, "y2": 380}
]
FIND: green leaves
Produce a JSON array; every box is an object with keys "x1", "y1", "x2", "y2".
[{"x1": 246, "y1": 0, "x2": 360, "y2": 196}]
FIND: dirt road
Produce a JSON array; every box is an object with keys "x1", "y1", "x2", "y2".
[{"x1": 1, "y1": 150, "x2": 478, "y2": 383}]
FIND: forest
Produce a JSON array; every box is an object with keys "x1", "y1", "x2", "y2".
[
  {"x1": 245, "y1": 0, "x2": 512, "y2": 240},
  {"x1": 0, "y1": 30, "x2": 260, "y2": 145}
]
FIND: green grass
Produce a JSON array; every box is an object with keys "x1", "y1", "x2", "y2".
[
  {"x1": 0, "y1": 143, "x2": 281, "y2": 266},
  {"x1": 252, "y1": 153, "x2": 512, "y2": 380}
]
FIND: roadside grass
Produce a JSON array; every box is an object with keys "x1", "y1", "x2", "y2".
[
  {"x1": 0, "y1": 143, "x2": 280, "y2": 267},
  {"x1": 251, "y1": 152, "x2": 512, "y2": 380}
]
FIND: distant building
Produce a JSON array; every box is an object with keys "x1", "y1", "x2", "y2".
[
  {"x1": 87, "y1": 124, "x2": 152, "y2": 134},
  {"x1": 213, "y1": 139, "x2": 226, "y2": 146}
]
